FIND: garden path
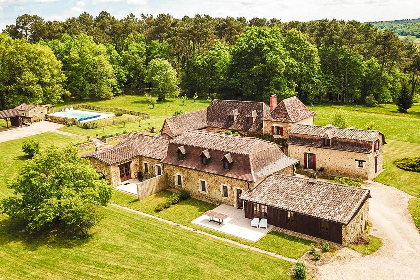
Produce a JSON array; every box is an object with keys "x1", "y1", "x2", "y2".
[{"x1": 0, "y1": 121, "x2": 64, "y2": 143}]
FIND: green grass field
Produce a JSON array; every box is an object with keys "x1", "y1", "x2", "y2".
[
  {"x1": 59, "y1": 96, "x2": 211, "y2": 137},
  {"x1": 348, "y1": 235, "x2": 383, "y2": 255}
]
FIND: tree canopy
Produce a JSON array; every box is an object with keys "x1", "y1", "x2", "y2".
[
  {"x1": 1, "y1": 146, "x2": 112, "y2": 235},
  {"x1": 145, "y1": 58, "x2": 180, "y2": 101}
]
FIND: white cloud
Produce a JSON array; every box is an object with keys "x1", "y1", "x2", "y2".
[
  {"x1": 91, "y1": 0, "x2": 146, "y2": 4},
  {"x1": 76, "y1": 1, "x2": 85, "y2": 7},
  {"x1": 0, "y1": 0, "x2": 56, "y2": 3},
  {"x1": 70, "y1": 6, "x2": 84, "y2": 13}
]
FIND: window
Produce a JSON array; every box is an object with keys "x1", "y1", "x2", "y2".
[
  {"x1": 323, "y1": 138, "x2": 331, "y2": 146},
  {"x1": 287, "y1": 211, "x2": 294, "y2": 223},
  {"x1": 272, "y1": 125, "x2": 283, "y2": 136},
  {"x1": 143, "y1": 162, "x2": 149, "y2": 173},
  {"x1": 222, "y1": 185, "x2": 228, "y2": 198},
  {"x1": 320, "y1": 220, "x2": 329, "y2": 232},
  {"x1": 201, "y1": 155, "x2": 208, "y2": 165},
  {"x1": 223, "y1": 159, "x2": 230, "y2": 169},
  {"x1": 155, "y1": 164, "x2": 162, "y2": 176},
  {"x1": 374, "y1": 140, "x2": 380, "y2": 152},
  {"x1": 199, "y1": 180, "x2": 207, "y2": 193},
  {"x1": 355, "y1": 159, "x2": 365, "y2": 168},
  {"x1": 177, "y1": 150, "x2": 184, "y2": 161},
  {"x1": 253, "y1": 203, "x2": 267, "y2": 217},
  {"x1": 247, "y1": 117, "x2": 254, "y2": 124},
  {"x1": 176, "y1": 174, "x2": 182, "y2": 187}
]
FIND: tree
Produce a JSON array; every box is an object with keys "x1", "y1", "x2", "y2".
[
  {"x1": 46, "y1": 34, "x2": 116, "y2": 100},
  {"x1": 145, "y1": 58, "x2": 180, "y2": 101},
  {"x1": 22, "y1": 139, "x2": 40, "y2": 158},
  {"x1": 121, "y1": 34, "x2": 147, "y2": 94},
  {"x1": 227, "y1": 26, "x2": 291, "y2": 101},
  {"x1": 396, "y1": 81, "x2": 413, "y2": 113},
  {"x1": 0, "y1": 146, "x2": 112, "y2": 235},
  {"x1": 0, "y1": 34, "x2": 67, "y2": 109}
]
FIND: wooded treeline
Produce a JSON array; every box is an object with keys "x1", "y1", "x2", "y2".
[
  {"x1": 1, "y1": 12, "x2": 419, "y2": 110},
  {"x1": 372, "y1": 18, "x2": 420, "y2": 38}
]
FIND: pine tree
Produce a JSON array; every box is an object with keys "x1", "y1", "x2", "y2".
[{"x1": 396, "y1": 82, "x2": 413, "y2": 113}]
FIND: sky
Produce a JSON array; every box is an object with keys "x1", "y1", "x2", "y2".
[{"x1": 0, "y1": 0, "x2": 420, "y2": 31}]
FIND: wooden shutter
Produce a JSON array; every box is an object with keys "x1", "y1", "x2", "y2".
[
  {"x1": 304, "y1": 153, "x2": 307, "y2": 169},
  {"x1": 271, "y1": 126, "x2": 275, "y2": 135},
  {"x1": 280, "y1": 127, "x2": 284, "y2": 136},
  {"x1": 312, "y1": 154, "x2": 316, "y2": 171}
]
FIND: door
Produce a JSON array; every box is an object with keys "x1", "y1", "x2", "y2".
[
  {"x1": 119, "y1": 162, "x2": 131, "y2": 182},
  {"x1": 304, "y1": 153, "x2": 316, "y2": 170},
  {"x1": 236, "y1": 189, "x2": 243, "y2": 209}
]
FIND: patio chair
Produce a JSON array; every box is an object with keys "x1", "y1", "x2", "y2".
[
  {"x1": 251, "y1": 218, "x2": 259, "y2": 228},
  {"x1": 259, "y1": 218, "x2": 268, "y2": 229}
]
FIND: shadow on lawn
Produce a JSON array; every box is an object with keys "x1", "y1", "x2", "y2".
[{"x1": 0, "y1": 217, "x2": 92, "y2": 250}]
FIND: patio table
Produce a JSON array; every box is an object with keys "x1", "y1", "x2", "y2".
[{"x1": 204, "y1": 210, "x2": 228, "y2": 224}]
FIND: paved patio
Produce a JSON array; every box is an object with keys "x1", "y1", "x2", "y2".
[
  {"x1": 192, "y1": 204, "x2": 273, "y2": 242},
  {"x1": 0, "y1": 121, "x2": 64, "y2": 143},
  {"x1": 116, "y1": 179, "x2": 139, "y2": 195}
]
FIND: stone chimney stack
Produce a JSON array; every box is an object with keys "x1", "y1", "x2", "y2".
[{"x1": 269, "y1": 94, "x2": 277, "y2": 111}]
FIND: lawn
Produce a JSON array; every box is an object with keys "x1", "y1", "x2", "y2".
[
  {"x1": 409, "y1": 198, "x2": 420, "y2": 232},
  {"x1": 112, "y1": 190, "x2": 312, "y2": 259},
  {"x1": 59, "y1": 96, "x2": 211, "y2": 137},
  {"x1": 0, "y1": 132, "x2": 83, "y2": 198},
  {"x1": 0, "y1": 206, "x2": 292, "y2": 280},
  {"x1": 348, "y1": 235, "x2": 383, "y2": 255}
]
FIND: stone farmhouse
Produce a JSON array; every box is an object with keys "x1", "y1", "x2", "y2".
[
  {"x1": 161, "y1": 130, "x2": 297, "y2": 207},
  {"x1": 160, "y1": 95, "x2": 316, "y2": 142},
  {"x1": 83, "y1": 95, "x2": 380, "y2": 244},
  {"x1": 288, "y1": 124, "x2": 385, "y2": 179},
  {"x1": 15, "y1": 103, "x2": 50, "y2": 122}
]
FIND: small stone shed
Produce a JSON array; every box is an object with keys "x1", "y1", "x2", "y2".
[
  {"x1": 240, "y1": 174, "x2": 370, "y2": 245},
  {"x1": 0, "y1": 109, "x2": 21, "y2": 127}
]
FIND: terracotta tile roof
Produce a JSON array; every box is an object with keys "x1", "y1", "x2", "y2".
[
  {"x1": 0, "y1": 109, "x2": 19, "y2": 119},
  {"x1": 162, "y1": 131, "x2": 298, "y2": 182},
  {"x1": 240, "y1": 175, "x2": 370, "y2": 224},
  {"x1": 288, "y1": 124, "x2": 385, "y2": 153},
  {"x1": 15, "y1": 103, "x2": 36, "y2": 111},
  {"x1": 206, "y1": 100, "x2": 271, "y2": 133},
  {"x1": 84, "y1": 132, "x2": 169, "y2": 165},
  {"x1": 270, "y1": 96, "x2": 316, "y2": 123},
  {"x1": 161, "y1": 109, "x2": 207, "y2": 138}
]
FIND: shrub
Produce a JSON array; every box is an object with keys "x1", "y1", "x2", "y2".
[
  {"x1": 22, "y1": 139, "x2": 40, "y2": 158},
  {"x1": 312, "y1": 252, "x2": 321, "y2": 261},
  {"x1": 173, "y1": 110, "x2": 185, "y2": 116},
  {"x1": 179, "y1": 190, "x2": 191, "y2": 200},
  {"x1": 154, "y1": 202, "x2": 170, "y2": 212},
  {"x1": 332, "y1": 109, "x2": 348, "y2": 128},
  {"x1": 321, "y1": 242, "x2": 330, "y2": 252},
  {"x1": 66, "y1": 122, "x2": 73, "y2": 127},
  {"x1": 81, "y1": 122, "x2": 98, "y2": 129},
  {"x1": 168, "y1": 193, "x2": 181, "y2": 205},
  {"x1": 310, "y1": 243, "x2": 316, "y2": 255},
  {"x1": 115, "y1": 111, "x2": 123, "y2": 117},
  {"x1": 365, "y1": 94, "x2": 378, "y2": 107},
  {"x1": 394, "y1": 157, "x2": 420, "y2": 172},
  {"x1": 334, "y1": 176, "x2": 363, "y2": 187},
  {"x1": 293, "y1": 261, "x2": 306, "y2": 279}
]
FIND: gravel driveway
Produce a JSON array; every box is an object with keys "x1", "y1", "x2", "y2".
[
  {"x1": 316, "y1": 181, "x2": 420, "y2": 280},
  {"x1": 0, "y1": 121, "x2": 64, "y2": 143}
]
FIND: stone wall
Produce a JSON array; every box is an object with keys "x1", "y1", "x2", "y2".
[
  {"x1": 89, "y1": 158, "x2": 119, "y2": 186},
  {"x1": 137, "y1": 174, "x2": 167, "y2": 200},
  {"x1": 164, "y1": 164, "x2": 252, "y2": 207},
  {"x1": 342, "y1": 199, "x2": 369, "y2": 245},
  {"x1": 137, "y1": 157, "x2": 163, "y2": 180},
  {"x1": 289, "y1": 144, "x2": 375, "y2": 179}
]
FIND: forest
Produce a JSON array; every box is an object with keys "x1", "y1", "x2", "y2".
[
  {"x1": 1, "y1": 12, "x2": 420, "y2": 110},
  {"x1": 372, "y1": 18, "x2": 420, "y2": 38}
]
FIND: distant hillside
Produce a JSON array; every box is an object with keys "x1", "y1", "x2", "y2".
[{"x1": 371, "y1": 18, "x2": 420, "y2": 38}]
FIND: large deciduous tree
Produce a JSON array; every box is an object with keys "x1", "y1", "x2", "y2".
[
  {"x1": 145, "y1": 58, "x2": 180, "y2": 101},
  {"x1": 46, "y1": 34, "x2": 116, "y2": 100},
  {"x1": 0, "y1": 146, "x2": 112, "y2": 235},
  {"x1": 0, "y1": 34, "x2": 66, "y2": 109},
  {"x1": 121, "y1": 34, "x2": 147, "y2": 94}
]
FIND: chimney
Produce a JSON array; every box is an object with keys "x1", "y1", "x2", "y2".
[{"x1": 270, "y1": 94, "x2": 277, "y2": 111}]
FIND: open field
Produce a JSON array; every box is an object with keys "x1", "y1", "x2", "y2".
[
  {"x1": 112, "y1": 191, "x2": 313, "y2": 259},
  {"x1": 0, "y1": 206, "x2": 292, "y2": 280},
  {"x1": 58, "y1": 96, "x2": 211, "y2": 137}
]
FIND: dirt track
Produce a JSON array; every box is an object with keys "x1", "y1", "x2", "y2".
[{"x1": 317, "y1": 181, "x2": 420, "y2": 280}]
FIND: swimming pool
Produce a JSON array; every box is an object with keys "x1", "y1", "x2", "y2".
[{"x1": 48, "y1": 109, "x2": 115, "y2": 122}]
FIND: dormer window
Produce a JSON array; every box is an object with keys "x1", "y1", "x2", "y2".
[
  {"x1": 200, "y1": 149, "x2": 210, "y2": 165},
  {"x1": 222, "y1": 153, "x2": 233, "y2": 169},
  {"x1": 177, "y1": 146, "x2": 186, "y2": 161},
  {"x1": 247, "y1": 110, "x2": 257, "y2": 124},
  {"x1": 230, "y1": 109, "x2": 239, "y2": 122}
]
